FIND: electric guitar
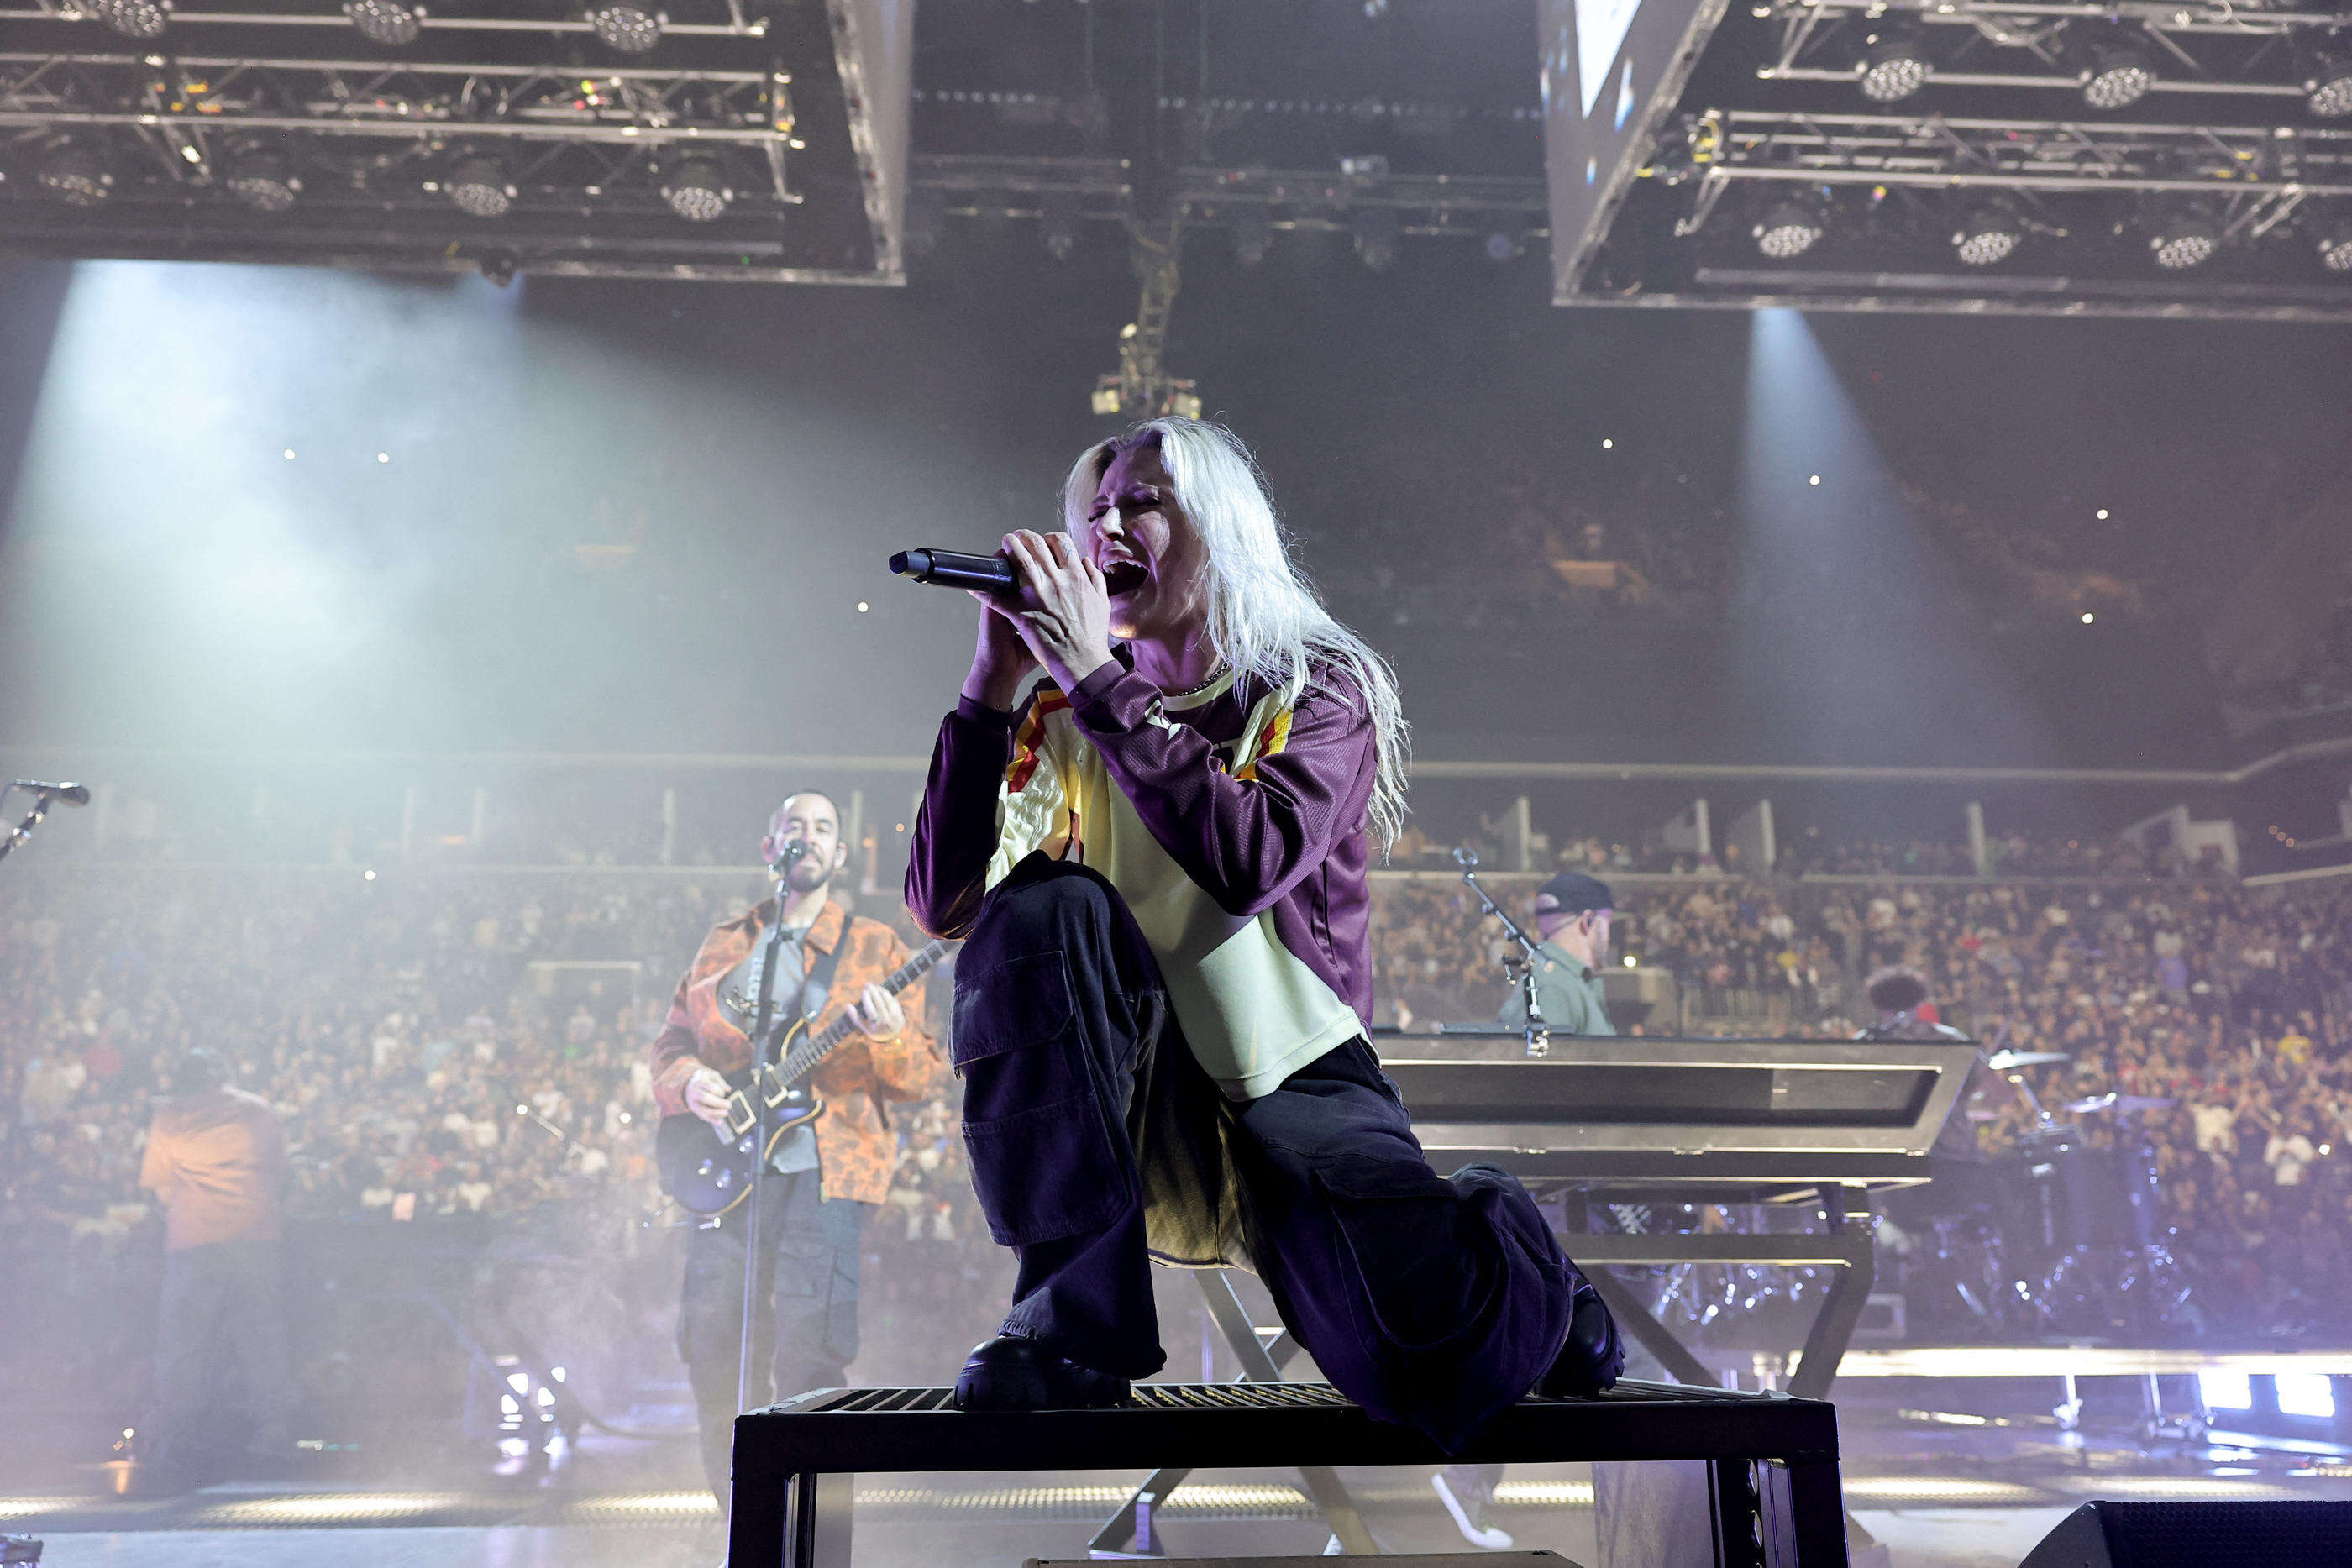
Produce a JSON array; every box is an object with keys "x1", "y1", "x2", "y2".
[{"x1": 655, "y1": 937, "x2": 952, "y2": 1218}]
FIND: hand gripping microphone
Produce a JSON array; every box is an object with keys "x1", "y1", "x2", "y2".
[{"x1": 888, "y1": 548, "x2": 1017, "y2": 593}]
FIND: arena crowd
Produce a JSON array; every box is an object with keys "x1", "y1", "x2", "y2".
[{"x1": 5, "y1": 827, "x2": 2351, "y2": 1420}]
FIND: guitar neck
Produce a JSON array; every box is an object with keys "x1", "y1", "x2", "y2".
[{"x1": 775, "y1": 938, "x2": 951, "y2": 1085}]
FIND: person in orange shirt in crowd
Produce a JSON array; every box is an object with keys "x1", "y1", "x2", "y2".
[
  {"x1": 648, "y1": 791, "x2": 942, "y2": 1519},
  {"x1": 135, "y1": 1047, "x2": 300, "y2": 1492}
]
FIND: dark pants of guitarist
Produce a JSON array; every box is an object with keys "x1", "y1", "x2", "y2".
[{"x1": 677, "y1": 1174, "x2": 873, "y2": 1515}]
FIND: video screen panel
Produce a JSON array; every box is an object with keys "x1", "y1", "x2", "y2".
[{"x1": 1541, "y1": 0, "x2": 1720, "y2": 299}]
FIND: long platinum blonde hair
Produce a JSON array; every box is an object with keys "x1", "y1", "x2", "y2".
[{"x1": 1060, "y1": 417, "x2": 1410, "y2": 852}]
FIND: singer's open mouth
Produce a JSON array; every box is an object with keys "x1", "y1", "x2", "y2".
[{"x1": 1101, "y1": 561, "x2": 1150, "y2": 597}]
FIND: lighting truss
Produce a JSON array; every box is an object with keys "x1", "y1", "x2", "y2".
[
  {"x1": 0, "y1": 51, "x2": 797, "y2": 158},
  {"x1": 0, "y1": 0, "x2": 910, "y2": 282},
  {"x1": 1681, "y1": 111, "x2": 2352, "y2": 202},
  {"x1": 1670, "y1": 111, "x2": 2352, "y2": 264},
  {"x1": 1536, "y1": 0, "x2": 2352, "y2": 312},
  {"x1": 0, "y1": 0, "x2": 770, "y2": 45},
  {"x1": 1588, "y1": 92, "x2": 2352, "y2": 314},
  {"x1": 0, "y1": 50, "x2": 801, "y2": 257},
  {"x1": 1754, "y1": 0, "x2": 2352, "y2": 115},
  {"x1": 910, "y1": 155, "x2": 1553, "y2": 253},
  {"x1": 1173, "y1": 165, "x2": 1551, "y2": 246}
]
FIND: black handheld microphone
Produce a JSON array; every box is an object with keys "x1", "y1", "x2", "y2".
[
  {"x1": 13, "y1": 780, "x2": 91, "y2": 806},
  {"x1": 889, "y1": 548, "x2": 1016, "y2": 593}
]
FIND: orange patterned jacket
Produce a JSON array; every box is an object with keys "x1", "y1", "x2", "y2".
[{"x1": 649, "y1": 896, "x2": 939, "y2": 1206}]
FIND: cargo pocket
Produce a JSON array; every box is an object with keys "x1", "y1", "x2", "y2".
[
  {"x1": 1314, "y1": 1156, "x2": 1498, "y2": 1352},
  {"x1": 963, "y1": 1095, "x2": 1132, "y2": 1245},
  {"x1": 953, "y1": 948, "x2": 1132, "y2": 1245},
  {"x1": 953, "y1": 949, "x2": 1074, "y2": 1071}
]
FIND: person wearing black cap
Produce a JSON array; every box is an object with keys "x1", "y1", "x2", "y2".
[{"x1": 1496, "y1": 871, "x2": 1617, "y2": 1038}]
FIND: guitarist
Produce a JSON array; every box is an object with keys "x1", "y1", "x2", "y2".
[{"x1": 649, "y1": 789, "x2": 940, "y2": 1518}]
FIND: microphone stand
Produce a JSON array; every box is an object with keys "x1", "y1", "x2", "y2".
[
  {"x1": 1452, "y1": 847, "x2": 1550, "y2": 1059},
  {"x1": 735, "y1": 859, "x2": 798, "y2": 1420},
  {"x1": 0, "y1": 786, "x2": 59, "y2": 868}
]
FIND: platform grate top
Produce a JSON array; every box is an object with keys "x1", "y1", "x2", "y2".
[{"x1": 788, "y1": 1377, "x2": 1793, "y2": 1418}]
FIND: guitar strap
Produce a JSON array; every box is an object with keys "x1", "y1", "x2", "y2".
[{"x1": 799, "y1": 915, "x2": 847, "y2": 1024}]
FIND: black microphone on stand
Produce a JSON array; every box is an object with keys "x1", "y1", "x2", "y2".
[
  {"x1": 767, "y1": 839, "x2": 808, "y2": 876},
  {"x1": 12, "y1": 781, "x2": 91, "y2": 806},
  {"x1": 888, "y1": 548, "x2": 1016, "y2": 593}
]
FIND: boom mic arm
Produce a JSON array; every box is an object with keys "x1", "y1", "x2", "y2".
[{"x1": 11, "y1": 781, "x2": 91, "y2": 806}]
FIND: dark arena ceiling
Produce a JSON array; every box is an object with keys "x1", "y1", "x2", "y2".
[{"x1": 2, "y1": 0, "x2": 2347, "y2": 316}]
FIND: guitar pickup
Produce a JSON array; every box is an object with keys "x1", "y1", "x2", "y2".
[{"x1": 726, "y1": 1096, "x2": 760, "y2": 1138}]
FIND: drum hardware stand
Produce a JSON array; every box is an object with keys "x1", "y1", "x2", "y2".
[{"x1": 1451, "y1": 847, "x2": 1548, "y2": 1058}]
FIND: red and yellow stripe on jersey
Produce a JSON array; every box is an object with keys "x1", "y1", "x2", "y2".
[
  {"x1": 1232, "y1": 705, "x2": 1294, "y2": 782},
  {"x1": 1005, "y1": 690, "x2": 1071, "y2": 794}
]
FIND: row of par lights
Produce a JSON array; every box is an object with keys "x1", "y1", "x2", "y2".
[
  {"x1": 71, "y1": 0, "x2": 671, "y2": 54},
  {"x1": 24, "y1": 140, "x2": 739, "y2": 222},
  {"x1": 1751, "y1": 195, "x2": 2352, "y2": 272},
  {"x1": 1854, "y1": 27, "x2": 2352, "y2": 118}
]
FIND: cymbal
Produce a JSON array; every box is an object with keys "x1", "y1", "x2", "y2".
[
  {"x1": 1986, "y1": 1050, "x2": 2070, "y2": 1070},
  {"x1": 2063, "y1": 1092, "x2": 2177, "y2": 1115}
]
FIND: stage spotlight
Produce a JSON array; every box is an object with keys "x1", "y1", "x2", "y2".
[
  {"x1": 2198, "y1": 1369, "x2": 2254, "y2": 1410},
  {"x1": 1040, "y1": 192, "x2": 1079, "y2": 262},
  {"x1": 2277, "y1": 1372, "x2": 2336, "y2": 1419},
  {"x1": 660, "y1": 158, "x2": 730, "y2": 221},
  {"x1": 226, "y1": 151, "x2": 299, "y2": 212},
  {"x1": 1856, "y1": 33, "x2": 1932, "y2": 103},
  {"x1": 2146, "y1": 212, "x2": 2218, "y2": 270},
  {"x1": 1231, "y1": 209, "x2": 1272, "y2": 267},
  {"x1": 344, "y1": 0, "x2": 423, "y2": 46},
  {"x1": 2082, "y1": 43, "x2": 2156, "y2": 110},
  {"x1": 1352, "y1": 205, "x2": 1399, "y2": 271},
  {"x1": 85, "y1": 0, "x2": 169, "y2": 39},
  {"x1": 2317, "y1": 216, "x2": 2352, "y2": 272},
  {"x1": 1752, "y1": 200, "x2": 1824, "y2": 260},
  {"x1": 37, "y1": 145, "x2": 112, "y2": 207},
  {"x1": 587, "y1": 3, "x2": 663, "y2": 54},
  {"x1": 2308, "y1": 53, "x2": 2352, "y2": 119},
  {"x1": 1952, "y1": 205, "x2": 2021, "y2": 266},
  {"x1": 444, "y1": 156, "x2": 513, "y2": 218}
]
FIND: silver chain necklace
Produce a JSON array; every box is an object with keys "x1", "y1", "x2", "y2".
[{"x1": 1166, "y1": 662, "x2": 1228, "y2": 700}]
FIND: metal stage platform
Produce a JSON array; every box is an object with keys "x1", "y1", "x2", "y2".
[{"x1": 729, "y1": 1381, "x2": 1849, "y2": 1568}]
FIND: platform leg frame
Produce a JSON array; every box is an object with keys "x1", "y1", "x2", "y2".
[{"x1": 1090, "y1": 1270, "x2": 1378, "y2": 1556}]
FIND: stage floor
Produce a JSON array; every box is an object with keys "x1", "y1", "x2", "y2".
[
  {"x1": 0, "y1": 1508, "x2": 2099, "y2": 1568},
  {"x1": 13, "y1": 1455, "x2": 2352, "y2": 1568},
  {"x1": 12, "y1": 1378, "x2": 2351, "y2": 1567}
]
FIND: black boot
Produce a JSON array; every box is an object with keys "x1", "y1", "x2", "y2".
[
  {"x1": 952, "y1": 1335, "x2": 1132, "y2": 1411},
  {"x1": 1535, "y1": 1273, "x2": 1624, "y2": 1398}
]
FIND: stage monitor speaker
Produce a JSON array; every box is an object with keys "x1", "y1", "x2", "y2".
[{"x1": 2018, "y1": 1499, "x2": 2352, "y2": 1568}]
